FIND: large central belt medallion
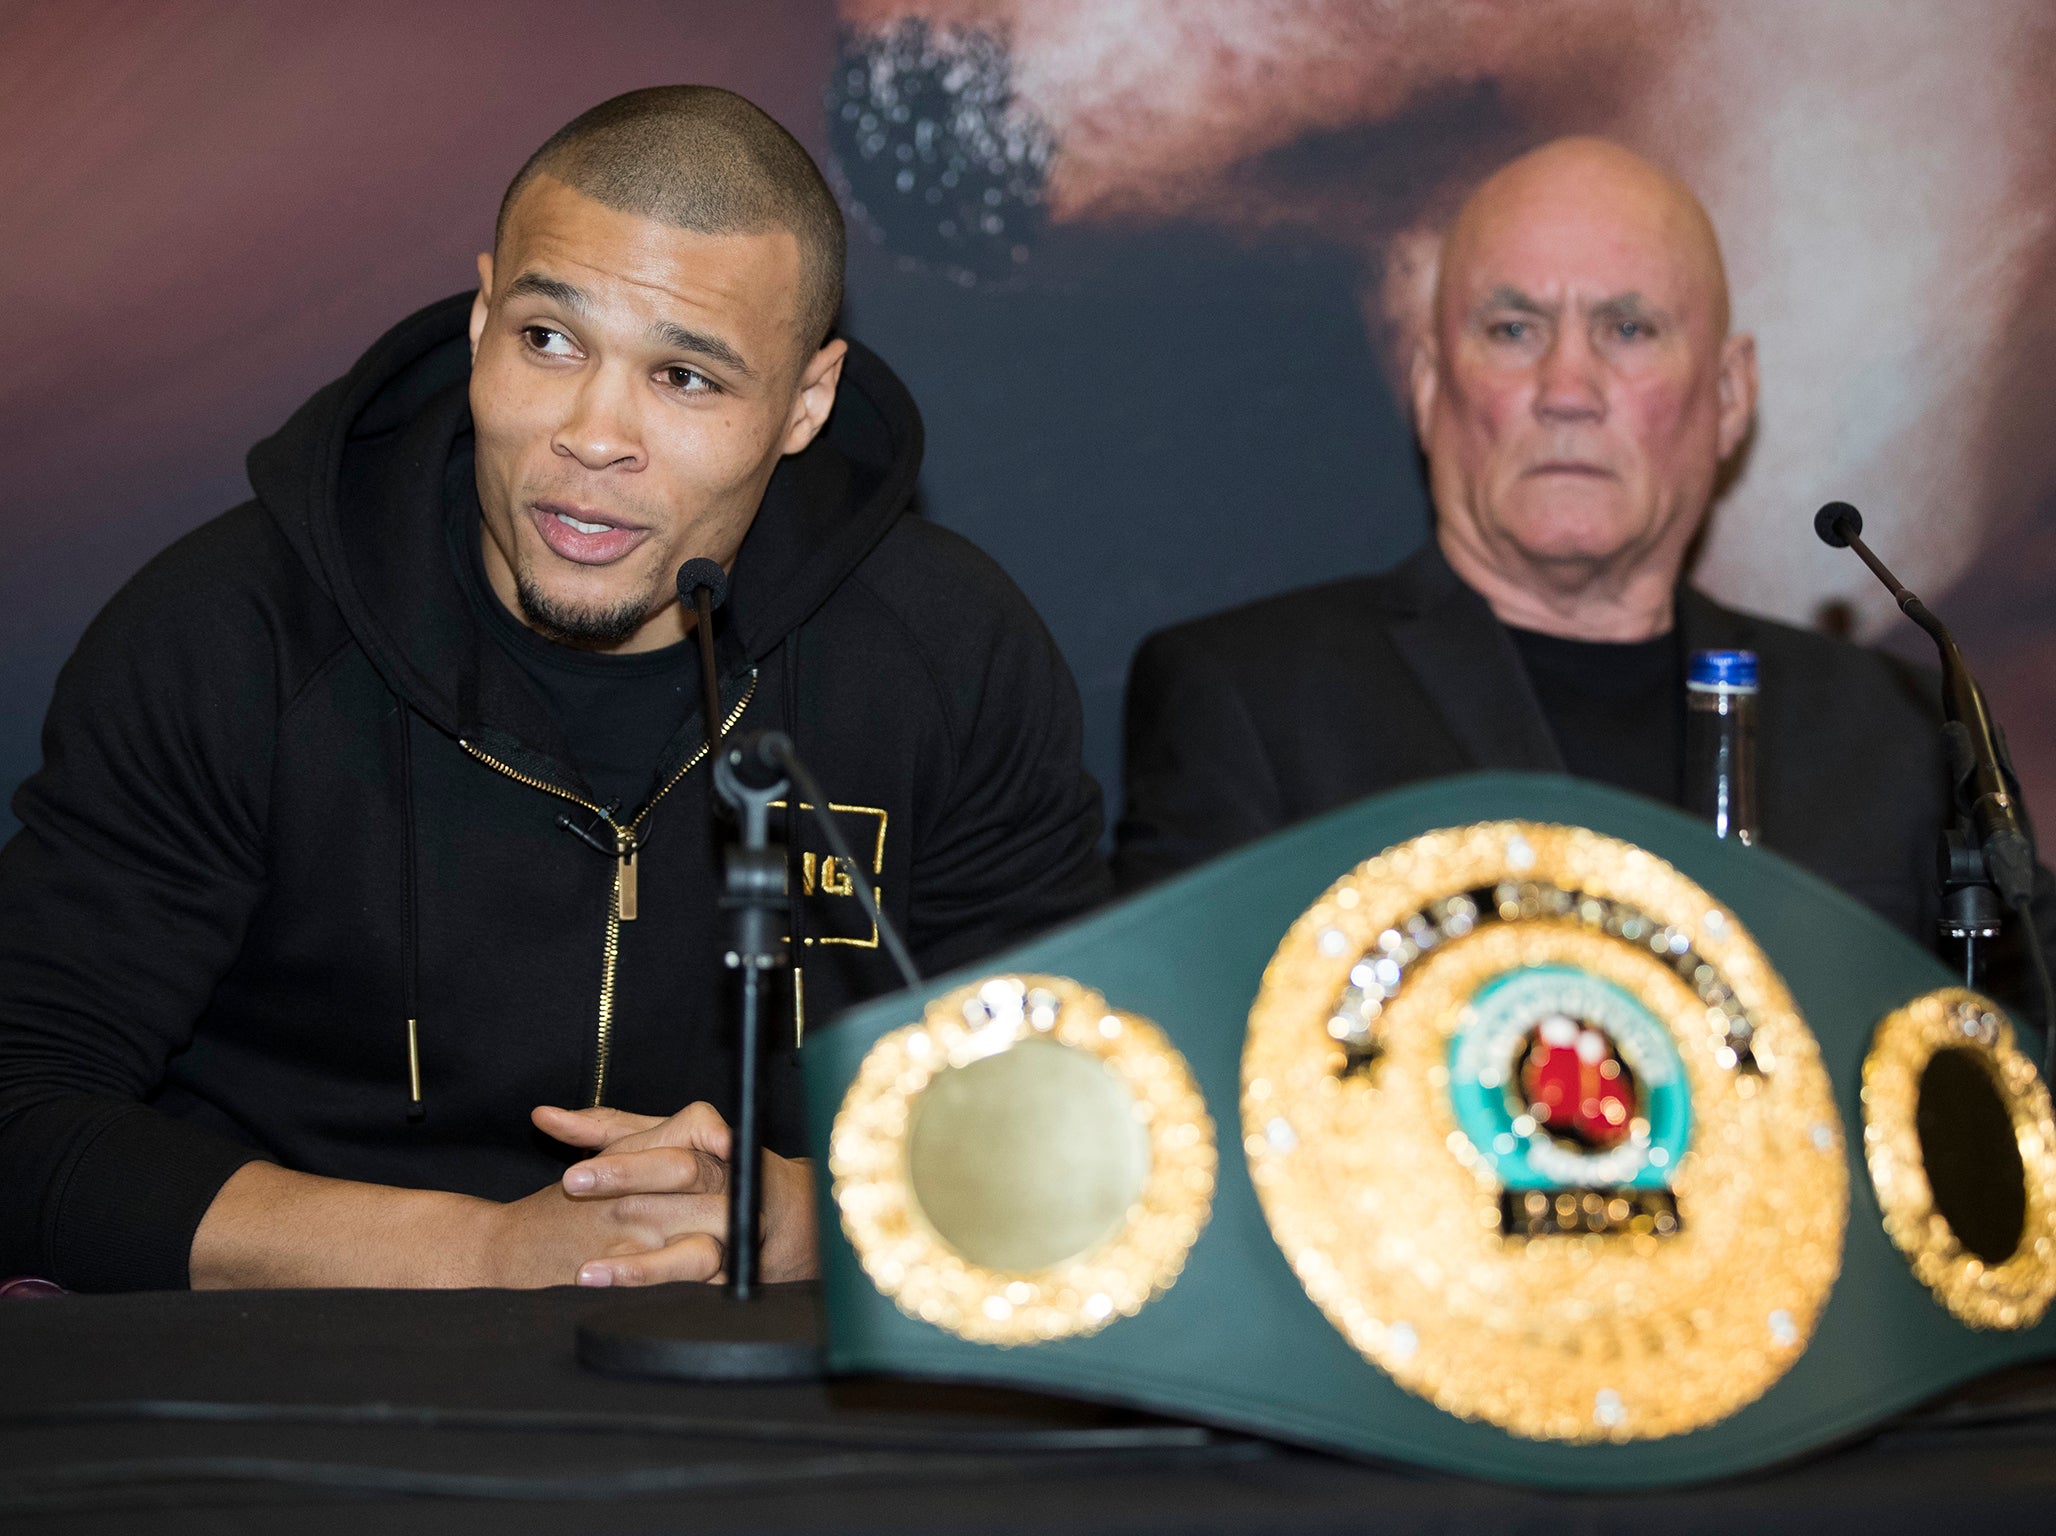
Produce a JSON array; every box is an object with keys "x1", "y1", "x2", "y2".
[{"x1": 1243, "y1": 822, "x2": 1848, "y2": 1442}]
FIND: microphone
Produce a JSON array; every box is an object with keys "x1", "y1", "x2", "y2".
[
  {"x1": 675, "y1": 558, "x2": 728, "y2": 613},
  {"x1": 717, "y1": 729, "x2": 792, "y2": 794},
  {"x1": 1813, "y1": 502, "x2": 2036, "y2": 910},
  {"x1": 677, "y1": 560, "x2": 730, "y2": 765}
]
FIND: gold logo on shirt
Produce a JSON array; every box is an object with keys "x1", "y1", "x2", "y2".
[
  {"x1": 772, "y1": 800, "x2": 887, "y2": 949},
  {"x1": 801, "y1": 852, "x2": 857, "y2": 898}
]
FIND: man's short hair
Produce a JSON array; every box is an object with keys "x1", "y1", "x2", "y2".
[{"x1": 497, "y1": 86, "x2": 845, "y2": 351}]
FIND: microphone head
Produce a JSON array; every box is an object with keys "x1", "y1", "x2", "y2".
[
  {"x1": 719, "y1": 730, "x2": 793, "y2": 792},
  {"x1": 676, "y1": 558, "x2": 729, "y2": 612},
  {"x1": 1814, "y1": 501, "x2": 1862, "y2": 548}
]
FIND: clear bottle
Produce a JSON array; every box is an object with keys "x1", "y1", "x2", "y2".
[{"x1": 1686, "y1": 649, "x2": 1759, "y2": 844}]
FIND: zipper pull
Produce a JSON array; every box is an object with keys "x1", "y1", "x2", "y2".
[{"x1": 617, "y1": 827, "x2": 639, "y2": 921}]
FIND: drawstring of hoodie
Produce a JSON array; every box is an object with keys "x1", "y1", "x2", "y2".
[
  {"x1": 395, "y1": 695, "x2": 425, "y2": 1121},
  {"x1": 782, "y1": 632, "x2": 804, "y2": 1048}
]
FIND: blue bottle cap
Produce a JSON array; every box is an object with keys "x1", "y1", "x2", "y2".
[{"x1": 1688, "y1": 648, "x2": 1759, "y2": 692}]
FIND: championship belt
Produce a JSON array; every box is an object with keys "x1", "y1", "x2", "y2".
[{"x1": 803, "y1": 774, "x2": 2056, "y2": 1487}]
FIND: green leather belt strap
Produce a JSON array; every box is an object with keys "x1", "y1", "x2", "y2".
[{"x1": 803, "y1": 774, "x2": 2056, "y2": 1488}]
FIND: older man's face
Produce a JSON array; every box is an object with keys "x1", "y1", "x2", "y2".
[{"x1": 1412, "y1": 149, "x2": 1755, "y2": 595}]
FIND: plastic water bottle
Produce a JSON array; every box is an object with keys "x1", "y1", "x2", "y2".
[{"x1": 1686, "y1": 650, "x2": 1758, "y2": 844}]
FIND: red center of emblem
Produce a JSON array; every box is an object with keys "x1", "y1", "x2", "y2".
[{"x1": 1517, "y1": 1016, "x2": 1637, "y2": 1150}]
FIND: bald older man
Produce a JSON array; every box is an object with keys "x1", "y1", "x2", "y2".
[{"x1": 1115, "y1": 138, "x2": 2053, "y2": 966}]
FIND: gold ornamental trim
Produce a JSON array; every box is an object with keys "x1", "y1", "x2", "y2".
[
  {"x1": 831, "y1": 975, "x2": 1216, "y2": 1346},
  {"x1": 1862, "y1": 988, "x2": 2056, "y2": 1329},
  {"x1": 1244, "y1": 821, "x2": 1848, "y2": 1443}
]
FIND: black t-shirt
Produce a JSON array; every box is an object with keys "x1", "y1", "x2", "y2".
[
  {"x1": 448, "y1": 480, "x2": 699, "y2": 816},
  {"x1": 1505, "y1": 624, "x2": 1685, "y2": 809}
]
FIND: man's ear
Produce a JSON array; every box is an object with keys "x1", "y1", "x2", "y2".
[
  {"x1": 1715, "y1": 331, "x2": 1759, "y2": 462},
  {"x1": 780, "y1": 338, "x2": 849, "y2": 457},
  {"x1": 467, "y1": 253, "x2": 494, "y2": 365},
  {"x1": 1408, "y1": 336, "x2": 1440, "y2": 453}
]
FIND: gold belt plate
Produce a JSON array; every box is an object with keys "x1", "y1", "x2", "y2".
[{"x1": 1243, "y1": 821, "x2": 1848, "y2": 1442}]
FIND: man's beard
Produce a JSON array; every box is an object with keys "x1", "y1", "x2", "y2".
[{"x1": 513, "y1": 567, "x2": 657, "y2": 650}]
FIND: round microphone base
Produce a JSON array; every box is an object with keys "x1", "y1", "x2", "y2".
[{"x1": 577, "y1": 1281, "x2": 825, "y2": 1382}]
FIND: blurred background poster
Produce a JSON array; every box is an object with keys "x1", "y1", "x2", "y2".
[{"x1": 5, "y1": 0, "x2": 2052, "y2": 840}]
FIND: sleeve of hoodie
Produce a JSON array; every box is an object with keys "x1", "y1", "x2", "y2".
[
  {"x1": 864, "y1": 525, "x2": 1113, "y2": 975},
  {"x1": 0, "y1": 505, "x2": 318, "y2": 1291}
]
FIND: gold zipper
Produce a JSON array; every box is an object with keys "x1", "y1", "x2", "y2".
[{"x1": 459, "y1": 670, "x2": 758, "y2": 1107}]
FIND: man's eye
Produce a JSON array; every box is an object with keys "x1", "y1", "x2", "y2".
[
  {"x1": 1488, "y1": 319, "x2": 1531, "y2": 342},
  {"x1": 662, "y1": 366, "x2": 713, "y2": 393},
  {"x1": 1613, "y1": 319, "x2": 1651, "y2": 340},
  {"x1": 521, "y1": 326, "x2": 576, "y2": 356}
]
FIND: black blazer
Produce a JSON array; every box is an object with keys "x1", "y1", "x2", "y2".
[{"x1": 1116, "y1": 542, "x2": 2051, "y2": 962}]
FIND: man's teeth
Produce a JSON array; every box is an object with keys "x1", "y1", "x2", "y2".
[{"x1": 555, "y1": 511, "x2": 615, "y2": 535}]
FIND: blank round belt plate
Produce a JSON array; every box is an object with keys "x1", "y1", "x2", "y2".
[{"x1": 831, "y1": 974, "x2": 1216, "y2": 1346}]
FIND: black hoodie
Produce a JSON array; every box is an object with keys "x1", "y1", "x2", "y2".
[{"x1": 0, "y1": 295, "x2": 1110, "y2": 1291}]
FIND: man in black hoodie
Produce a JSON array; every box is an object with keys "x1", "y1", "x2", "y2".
[{"x1": 0, "y1": 87, "x2": 1109, "y2": 1292}]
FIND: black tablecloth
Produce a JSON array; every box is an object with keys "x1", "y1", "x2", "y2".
[{"x1": 3, "y1": 1286, "x2": 2055, "y2": 1533}]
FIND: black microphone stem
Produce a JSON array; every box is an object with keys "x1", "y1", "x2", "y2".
[
  {"x1": 1817, "y1": 502, "x2": 2053, "y2": 1072},
  {"x1": 1833, "y1": 530, "x2": 2006, "y2": 818},
  {"x1": 677, "y1": 558, "x2": 731, "y2": 764},
  {"x1": 1837, "y1": 530, "x2": 1915, "y2": 609},
  {"x1": 693, "y1": 587, "x2": 724, "y2": 762},
  {"x1": 1819, "y1": 508, "x2": 2028, "y2": 896}
]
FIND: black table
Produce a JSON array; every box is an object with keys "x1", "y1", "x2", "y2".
[{"x1": 4, "y1": 1286, "x2": 2055, "y2": 1533}]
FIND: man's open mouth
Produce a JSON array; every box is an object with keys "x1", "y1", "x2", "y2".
[{"x1": 529, "y1": 502, "x2": 651, "y2": 566}]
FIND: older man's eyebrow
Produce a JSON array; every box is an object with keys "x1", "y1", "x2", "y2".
[
  {"x1": 1589, "y1": 292, "x2": 1670, "y2": 326},
  {"x1": 647, "y1": 319, "x2": 755, "y2": 380},
  {"x1": 504, "y1": 272, "x2": 592, "y2": 315},
  {"x1": 1479, "y1": 286, "x2": 1554, "y2": 317}
]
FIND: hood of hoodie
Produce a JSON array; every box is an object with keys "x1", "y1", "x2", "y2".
[{"x1": 245, "y1": 291, "x2": 924, "y2": 753}]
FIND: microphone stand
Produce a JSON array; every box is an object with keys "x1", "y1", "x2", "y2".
[
  {"x1": 578, "y1": 564, "x2": 924, "y2": 1380},
  {"x1": 711, "y1": 743, "x2": 788, "y2": 1302},
  {"x1": 1815, "y1": 503, "x2": 2056, "y2": 1069},
  {"x1": 678, "y1": 559, "x2": 773, "y2": 1298},
  {"x1": 575, "y1": 564, "x2": 819, "y2": 1381},
  {"x1": 1939, "y1": 766, "x2": 2007, "y2": 989}
]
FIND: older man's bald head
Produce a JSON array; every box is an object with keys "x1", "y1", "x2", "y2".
[
  {"x1": 1436, "y1": 137, "x2": 1733, "y2": 338},
  {"x1": 1411, "y1": 136, "x2": 1758, "y2": 641}
]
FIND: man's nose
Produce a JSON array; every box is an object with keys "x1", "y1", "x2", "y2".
[
  {"x1": 553, "y1": 368, "x2": 645, "y2": 471},
  {"x1": 1533, "y1": 329, "x2": 1606, "y2": 423}
]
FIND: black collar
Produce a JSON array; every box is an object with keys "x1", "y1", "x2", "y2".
[
  {"x1": 1378, "y1": 542, "x2": 1567, "y2": 774},
  {"x1": 1373, "y1": 540, "x2": 1747, "y2": 775}
]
